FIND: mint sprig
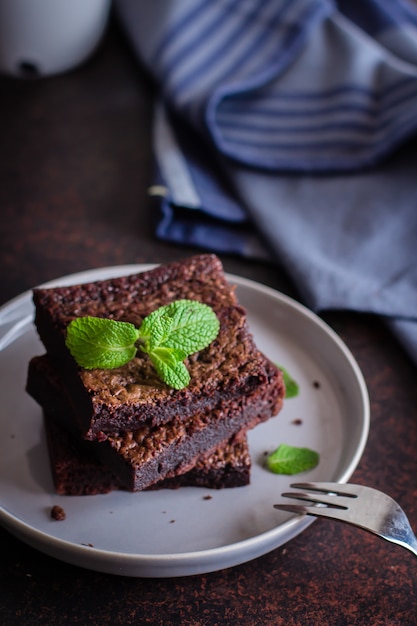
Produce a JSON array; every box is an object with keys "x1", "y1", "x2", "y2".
[
  {"x1": 65, "y1": 299, "x2": 220, "y2": 390},
  {"x1": 266, "y1": 443, "x2": 319, "y2": 475}
]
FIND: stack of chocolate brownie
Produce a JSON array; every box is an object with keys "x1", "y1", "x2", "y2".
[{"x1": 26, "y1": 255, "x2": 285, "y2": 495}]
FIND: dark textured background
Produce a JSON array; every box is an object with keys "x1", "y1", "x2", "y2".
[{"x1": 1, "y1": 15, "x2": 417, "y2": 626}]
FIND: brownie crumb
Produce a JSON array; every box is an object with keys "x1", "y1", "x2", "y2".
[
  {"x1": 203, "y1": 495, "x2": 213, "y2": 500},
  {"x1": 291, "y1": 418, "x2": 303, "y2": 425},
  {"x1": 170, "y1": 520, "x2": 175, "y2": 524},
  {"x1": 313, "y1": 380, "x2": 321, "y2": 389},
  {"x1": 50, "y1": 505, "x2": 66, "y2": 521}
]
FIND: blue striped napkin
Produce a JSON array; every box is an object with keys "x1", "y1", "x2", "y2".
[{"x1": 116, "y1": 0, "x2": 417, "y2": 364}]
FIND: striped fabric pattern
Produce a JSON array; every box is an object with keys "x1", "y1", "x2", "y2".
[
  {"x1": 116, "y1": 0, "x2": 417, "y2": 364},
  {"x1": 117, "y1": 0, "x2": 417, "y2": 172}
]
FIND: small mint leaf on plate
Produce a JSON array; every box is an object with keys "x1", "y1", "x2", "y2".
[
  {"x1": 65, "y1": 317, "x2": 140, "y2": 369},
  {"x1": 277, "y1": 365, "x2": 299, "y2": 399},
  {"x1": 266, "y1": 443, "x2": 319, "y2": 475}
]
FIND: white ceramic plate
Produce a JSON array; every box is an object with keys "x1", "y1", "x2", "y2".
[{"x1": 0, "y1": 265, "x2": 369, "y2": 578}]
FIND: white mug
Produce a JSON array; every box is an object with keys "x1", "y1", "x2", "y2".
[{"x1": 0, "y1": 0, "x2": 112, "y2": 78}]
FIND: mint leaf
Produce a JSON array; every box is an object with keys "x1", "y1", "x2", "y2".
[
  {"x1": 138, "y1": 312, "x2": 171, "y2": 348},
  {"x1": 65, "y1": 317, "x2": 140, "y2": 369},
  {"x1": 138, "y1": 299, "x2": 220, "y2": 354},
  {"x1": 149, "y1": 348, "x2": 191, "y2": 390},
  {"x1": 139, "y1": 314, "x2": 187, "y2": 359},
  {"x1": 266, "y1": 443, "x2": 319, "y2": 475},
  {"x1": 277, "y1": 365, "x2": 299, "y2": 399}
]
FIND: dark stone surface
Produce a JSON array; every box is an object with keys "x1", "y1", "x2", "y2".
[{"x1": 1, "y1": 15, "x2": 417, "y2": 626}]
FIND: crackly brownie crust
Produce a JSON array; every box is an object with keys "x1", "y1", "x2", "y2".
[
  {"x1": 28, "y1": 354, "x2": 284, "y2": 491},
  {"x1": 32, "y1": 255, "x2": 278, "y2": 440},
  {"x1": 44, "y1": 412, "x2": 251, "y2": 496}
]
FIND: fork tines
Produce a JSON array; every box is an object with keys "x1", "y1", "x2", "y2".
[
  {"x1": 288, "y1": 482, "x2": 358, "y2": 497},
  {"x1": 274, "y1": 482, "x2": 357, "y2": 514}
]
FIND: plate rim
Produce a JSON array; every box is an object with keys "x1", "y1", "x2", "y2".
[{"x1": 0, "y1": 263, "x2": 370, "y2": 577}]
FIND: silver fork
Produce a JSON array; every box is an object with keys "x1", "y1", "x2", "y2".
[{"x1": 274, "y1": 482, "x2": 417, "y2": 557}]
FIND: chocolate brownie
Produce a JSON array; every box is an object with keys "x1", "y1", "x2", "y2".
[
  {"x1": 44, "y1": 413, "x2": 122, "y2": 496},
  {"x1": 32, "y1": 255, "x2": 280, "y2": 440},
  {"x1": 153, "y1": 438, "x2": 251, "y2": 491},
  {"x1": 27, "y1": 353, "x2": 283, "y2": 491},
  {"x1": 43, "y1": 412, "x2": 251, "y2": 495}
]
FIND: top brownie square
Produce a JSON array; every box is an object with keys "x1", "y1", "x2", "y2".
[{"x1": 32, "y1": 254, "x2": 281, "y2": 439}]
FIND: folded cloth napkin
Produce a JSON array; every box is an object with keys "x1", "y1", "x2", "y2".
[{"x1": 116, "y1": 0, "x2": 417, "y2": 364}]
